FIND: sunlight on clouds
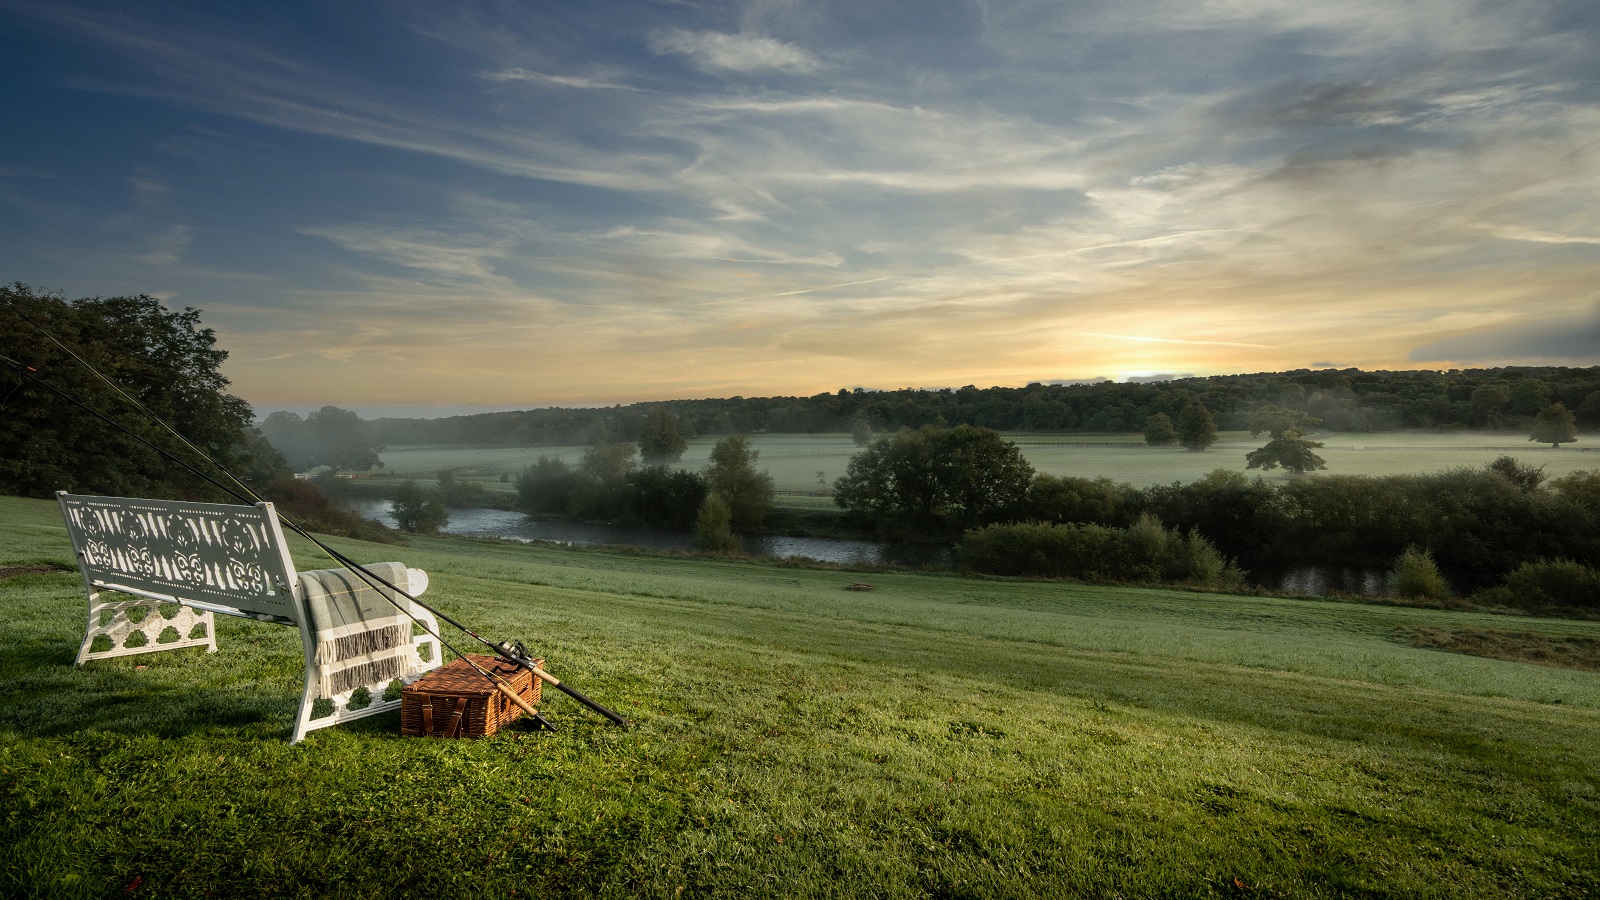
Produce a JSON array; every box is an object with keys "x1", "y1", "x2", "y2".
[{"x1": 7, "y1": 1, "x2": 1600, "y2": 407}]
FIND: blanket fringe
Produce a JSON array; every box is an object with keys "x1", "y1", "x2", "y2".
[
  {"x1": 315, "y1": 623, "x2": 409, "y2": 665},
  {"x1": 321, "y1": 654, "x2": 410, "y2": 698}
]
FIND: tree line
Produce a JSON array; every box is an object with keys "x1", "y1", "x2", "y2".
[
  {"x1": 351, "y1": 366, "x2": 1600, "y2": 448},
  {"x1": 833, "y1": 423, "x2": 1600, "y2": 606}
]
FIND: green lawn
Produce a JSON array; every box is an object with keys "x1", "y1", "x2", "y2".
[
  {"x1": 369, "y1": 431, "x2": 1597, "y2": 493},
  {"x1": 4, "y1": 494, "x2": 1597, "y2": 898}
]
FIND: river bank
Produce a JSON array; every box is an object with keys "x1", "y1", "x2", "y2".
[{"x1": 340, "y1": 497, "x2": 1400, "y2": 597}]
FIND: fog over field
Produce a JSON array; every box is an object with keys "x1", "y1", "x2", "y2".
[{"x1": 374, "y1": 431, "x2": 1600, "y2": 492}]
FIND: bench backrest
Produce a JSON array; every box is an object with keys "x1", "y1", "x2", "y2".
[{"x1": 56, "y1": 492, "x2": 302, "y2": 624}]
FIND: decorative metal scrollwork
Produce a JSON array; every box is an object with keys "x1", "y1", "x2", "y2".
[{"x1": 62, "y1": 497, "x2": 289, "y2": 608}]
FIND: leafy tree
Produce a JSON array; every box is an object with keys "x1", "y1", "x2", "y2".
[
  {"x1": 694, "y1": 493, "x2": 742, "y2": 554},
  {"x1": 638, "y1": 409, "x2": 688, "y2": 464},
  {"x1": 0, "y1": 282, "x2": 277, "y2": 499},
  {"x1": 260, "y1": 407, "x2": 382, "y2": 472},
  {"x1": 938, "y1": 424, "x2": 1036, "y2": 527},
  {"x1": 1576, "y1": 391, "x2": 1600, "y2": 427},
  {"x1": 704, "y1": 434, "x2": 774, "y2": 531},
  {"x1": 258, "y1": 411, "x2": 312, "y2": 470},
  {"x1": 834, "y1": 425, "x2": 1033, "y2": 532},
  {"x1": 390, "y1": 480, "x2": 448, "y2": 533},
  {"x1": 1529, "y1": 402, "x2": 1578, "y2": 448},
  {"x1": 1507, "y1": 379, "x2": 1551, "y2": 416},
  {"x1": 1143, "y1": 413, "x2": 1178, "y2": 447},
  {"x1": 1243, "y1": 430, "x2": 1326, "y2": 476},
  {"x1": 1477, "y1": 559, "x2": 1600, "y2": 610},
  {"x1": 1027, "y1": 474, "x2": 1127, "y2": 525},
  {"x1": 1245, "y1": 428, "x2": 1327, "y2": 476},
  {"x1": 629, "y1": 465, "x2": 707, "y2": 529},
  {"x1": 581, "y1": 440, "x2": 637, "y2": 482},
  {"x1": 435, "y1": 467, "x2": 489, "y2": 507},
  {"x1": 1550, "y1": 469, "x2": 1600, "y2": 507},
  {"x1": 957, "y1": 515, "x2": 1241, "y2": 587},
  {"x1": 1247, "y1": 404, "x2": 1321, "y2": 439},
  {"x1": 1175, "y1": 402, "x2": 1217, "y2": 452},
  {"x1": 572, "y1": 440, "x2": 637, "y2": 520},
  {"x1": 515, "y1": 456, "x2": 577, "y2": 514},
  {"x1": 851, "y1": 416, "x2": 872, "y2": 447},
  {"x1": 1485, "y1": 455, "x2": 1547, "y2": 493},
  {"x1": 304, "y1": 406, "x2": 382, "y2": 472},
  {"x1": 1469, "y1": 385, "x2": 1510, "y2": 427}
]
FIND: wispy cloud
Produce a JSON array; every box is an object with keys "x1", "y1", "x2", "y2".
[
  {"x1": 3, "y1": 0, "x2": 1598, "y2": 406},
  {"x1": 1080, "y1": 333, "x2": 1276, "y2": 349},
  {"x1": 479, "y1": 68, "x2": 642, "y2": 91},
  {"x1": 1486, "y1": 226, "x2": 1600, "y2": 246},
  {"x1": 648, "y1": 29, "x2": 821, "y2": 73},
  {"x1": 139, "y1": 224, "x2": 191, "y2": 265}
]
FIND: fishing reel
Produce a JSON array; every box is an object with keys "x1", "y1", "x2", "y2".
[
  {"x1": 492, "y1": 639, "x2": 558, "y2": 731},
  {"x1": 493, "y1": 639, "x2": 533, "y2": 666},
  {"x1": 492, "y1": 638, "x2": 629, "y2": 727}
]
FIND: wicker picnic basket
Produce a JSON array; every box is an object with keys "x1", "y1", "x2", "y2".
[{"x1": 400, "y1": 654, "x2": 541, "y2": 738}]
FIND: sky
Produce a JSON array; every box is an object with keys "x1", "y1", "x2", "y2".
[{"x1": 2, "y1": 0, "x2": 1598, "y2": 416}]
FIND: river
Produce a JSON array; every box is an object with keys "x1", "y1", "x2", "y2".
[
  {"x1": 343, "y1": 500, "x2": 954, "y2": 568},
  {"x1": 343, "y1": 500, "x2": 1391, "y2": 596}
]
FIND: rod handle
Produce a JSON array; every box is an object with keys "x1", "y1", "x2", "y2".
[
  {"x1": 504, "y1": 651, "x2": 630, "y2": 727},
  {"x1": 495, "y1": 680, "x2": 539, "y2": 718}
]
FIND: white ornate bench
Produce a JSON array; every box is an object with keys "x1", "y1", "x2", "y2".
[{"x1": 57, "y1": 492, "x2": 443, "y2": 742}]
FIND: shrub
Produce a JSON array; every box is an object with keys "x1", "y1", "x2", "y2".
[
  {"x1": 630, "y1": 466, "x2": 708, "y2": 529},
  {"x1": 391, "y1": 480, "x2": 448, "y2": 534},
  {"x1": 1485, "y1": 456, "x2": 1547, "y2": 493},
  {"x1": 695, "y1": 493, "x2": 742, "y2": 555},
  {"x1": 1390, "y1": 547, "x2": 1451, "y2": 601},
  {"x1": 1491, "y1": 559, "x2": 1600, "y2": 610},
  {"x1": 516, "y1": 456, "x2": 578, "y2": 515},
  {"x1": 958, "y1": 516, "x2": 1242, "y2": 588}
]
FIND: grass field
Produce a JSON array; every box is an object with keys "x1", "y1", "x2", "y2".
[
  {"x1": 367, "y1": 431, "x2": 1597, "y2": 493},
  {"x1": 2, "y1": 494, "x2": 1598, "y2": 897}
]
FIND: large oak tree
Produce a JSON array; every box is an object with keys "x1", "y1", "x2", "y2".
[{"x1": 834, "y1": 424, "x2": 1033, "y2": 533}]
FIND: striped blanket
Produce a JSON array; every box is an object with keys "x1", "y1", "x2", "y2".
[{"x1": 298, "y1": 562, "x2": 417, "y2": 698}]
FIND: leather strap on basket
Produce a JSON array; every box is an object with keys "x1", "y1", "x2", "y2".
[
  {"x1": 418, "y1": 696, "x2": 470, "y2": 738},
  {"x1": 444, "y1": 697, "x2": 468, "y2": 738}
]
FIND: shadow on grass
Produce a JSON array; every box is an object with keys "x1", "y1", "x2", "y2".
[{"x1": 0, "y1": 646, "x2": 410, "y2": 742}]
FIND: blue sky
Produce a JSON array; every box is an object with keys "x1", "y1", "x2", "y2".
[{"x1": 3, "y1": 0, "x2": 1598, "y2": 415}]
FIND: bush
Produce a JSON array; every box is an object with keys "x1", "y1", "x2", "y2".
[
  {"x1": 695, "y1": 493, "x2": 742, "y2": 555},
  {"x1": 1026, "y1": 474, "x2": 1126, "y2": 525},
  {"x1": 958, "y1": 515, "x2": 1242, "y2": 588},
  {"x1": 1390, "y1": 547, "x2": 1451, "y2": 600},
  {"x1": 1483, "y1": 559, "x2": 1600, "y2": 610},
  {"x1": 630, "y1": 466, "x2": 708, "y2": 529},
  {"x1": 516, "y1": 456, "x2": 578, "y2": 515},
  {"x1": 437, "y1": 469, "x2": 494, "y2": 507},
  {"x1": 391, "y1": 480, "x2": 448, "y2": 534}
]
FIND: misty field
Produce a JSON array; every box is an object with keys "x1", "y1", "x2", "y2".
[
  {"x1": 2, "y1": 494, "x2": 1597, "y2": 898},
  {"x1": 369, "y1": 430, "x2": 1597, "y2": 493}
]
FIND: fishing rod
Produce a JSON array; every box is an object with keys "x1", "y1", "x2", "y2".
[
  {"x1": 0, "y1": 350, "x2": 548, "y2": 723},
  {"x1": 1, "y1": 300, "x2": 627, "y2": 726}
]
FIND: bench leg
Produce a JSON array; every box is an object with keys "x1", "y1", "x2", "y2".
[
  {"x1": 290, "y1": 669, "x2": 321, "y2": 744},
  {"x1": 77, "y1": 590, "x2": 218, "y2": 665}
]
